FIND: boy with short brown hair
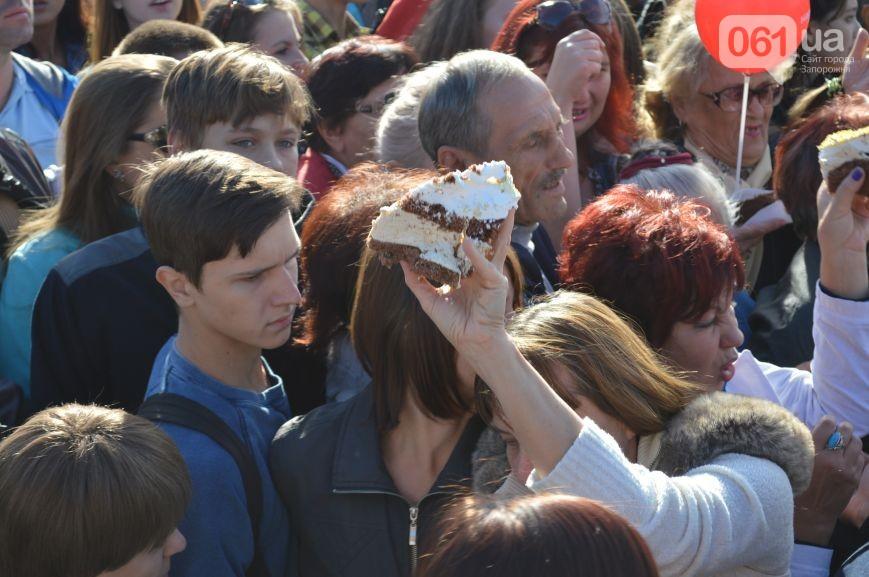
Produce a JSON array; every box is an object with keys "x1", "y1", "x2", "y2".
[
  {"x1": 165, "y1": 44, "x2": 310, "y2": 177},
  {"x1": 0, "y1": 403, "x2": 190, "y2": 577}
]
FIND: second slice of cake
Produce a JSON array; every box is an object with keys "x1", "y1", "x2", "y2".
[{"x1": 368, "y1": 161, "x2": 521, "y2": 286}]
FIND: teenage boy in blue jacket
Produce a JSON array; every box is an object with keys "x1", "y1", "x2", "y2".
[{"x1": 138, "y1": 150, "x2": 303, "y2": 577}]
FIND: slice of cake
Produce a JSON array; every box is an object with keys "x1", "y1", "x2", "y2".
[
  {"x1": 368, "y1": 161, "x2": 521, "y2": 286},
  {"x1": 818, "y1": 126, "x2": 869, "y2": 197}
]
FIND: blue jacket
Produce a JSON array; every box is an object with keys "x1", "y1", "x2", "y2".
[
  {"x1": 0, "y1": 228, "x2": 81, "y2": 394},
  {"x1": 145, "y1": 337, "x2": 292, "y2": 577}
]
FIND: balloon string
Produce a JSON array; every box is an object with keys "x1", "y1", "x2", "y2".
[{"x1": 735, "y1": 75, "x2": 750, "y2": 186}]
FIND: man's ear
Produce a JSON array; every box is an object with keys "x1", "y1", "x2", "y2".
[
  {"x1": 436, "y1": 146, "x2": 479, "y2": 171},
  {"x1": 155, "y1": 265, "x2": 196, "y2": 309},
  {"x1": 319, "y1": 122, "x2": 346, "y2": 154}
]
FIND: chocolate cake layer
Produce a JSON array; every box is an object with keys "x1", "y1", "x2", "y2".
[{"x1": 827, "y1": 160, "x2": 869, "y2": 197}]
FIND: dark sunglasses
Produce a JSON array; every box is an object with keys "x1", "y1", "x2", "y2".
[
  {"x1": 535, "y1": 0, "x2": 612, "y2": 29},
  {"x1": 128, "y1": 125, "x2": 168, "y2": 149}
]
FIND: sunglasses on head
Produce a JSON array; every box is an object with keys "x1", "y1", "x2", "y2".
[{"x1": 535, "y1": 0, "x2": 612, "y2": 29}]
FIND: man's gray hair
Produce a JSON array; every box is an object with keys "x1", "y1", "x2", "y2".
[
  {"x1": 376, "y1": 61, "x2": 448, "y2": 169},
  {"x1": 418, "y1": 50, "x2": 536, "y2": 162}
]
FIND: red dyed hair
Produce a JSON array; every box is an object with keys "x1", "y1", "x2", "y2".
[
  {"x1": 491, "y1": 0, "x2": 635, "y2": 153},
  {"x1": 559, "y1": 185, "x2": 745, "y2": 347}
]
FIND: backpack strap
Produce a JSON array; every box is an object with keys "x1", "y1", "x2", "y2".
[{"x1": 138, "y1": 393, "x2": 271, "y2": 577}]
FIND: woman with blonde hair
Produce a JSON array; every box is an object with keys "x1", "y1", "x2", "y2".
[
  {"x1": 89, "y1": 0, "x2": 200, "y2": 62},
  {"x1": 0, "y1": 54, "x2": 176, "y2": 398}
]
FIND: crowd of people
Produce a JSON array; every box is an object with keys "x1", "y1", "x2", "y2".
[{"x1": 0, "y1": 0, "x2": 866, "y2": 576}]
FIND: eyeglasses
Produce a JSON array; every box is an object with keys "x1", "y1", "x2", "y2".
[
  {"x1": 701, "y1": 83, "x2": 784, "y2": 113},
  {"x1": 353, "y1": 91, "x2": 397, "y2": 117},
  {"x1": 128, "y1": 125, "x2": 168, "y2": 149},
  {"x1": 535, "y1": 0, "x2": 612, "y2": 29}
]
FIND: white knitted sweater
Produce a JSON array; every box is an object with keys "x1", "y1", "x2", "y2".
[{"x1": 528, "y1": 419, "x2": 794, "y2": 577}]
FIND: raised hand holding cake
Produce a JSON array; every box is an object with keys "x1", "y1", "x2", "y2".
[
  {"x1": 368, "y1": 161, "x2": 521, "y2": 286},
  {"x1": 818, "y1": 126, "x2": 869, "y2": 197}
]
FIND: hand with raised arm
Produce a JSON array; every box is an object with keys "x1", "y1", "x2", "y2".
[
  {"x1": 817, "y1": 167, "x2": 869, "y2": 300},
  {"x1": 401, "y1": 211, "x2": 582, "y2": 476}
]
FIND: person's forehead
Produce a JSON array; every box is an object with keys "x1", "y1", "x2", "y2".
[
  {"x1": 212, "y1": 215, "x2": 299, "y2": 271},
  {"x1": 483, "y1": 76, "x2": 560, "y2": 141},
  {"x1": 701, "y1": 63, "x2": 774, "y2": 90}
]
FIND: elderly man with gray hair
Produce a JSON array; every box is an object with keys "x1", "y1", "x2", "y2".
[{"x1": 417, "y1": 50, "x2": 575, "y2": 301}]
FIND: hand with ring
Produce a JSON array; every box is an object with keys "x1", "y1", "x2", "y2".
[{"x1": 793, "y1": 417, "x2": 863, "y2": 546}]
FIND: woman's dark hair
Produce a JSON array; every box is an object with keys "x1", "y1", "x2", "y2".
[
  {"x1": 296, "y1": 164, "x2": 431, "y2": 353},
  {"x1": 417, "y1": 493, "x2": 660, "y2": 577},
  {"x1": 20, "y1": 0, "x2": 87, "y2": 62},
  {"x1": 305, "y1": 36, "x2": 418, "y2": 154},
  {"x1": 774, "y1": 93, "x2": 869, "y2": 241},
  {"x1": 409, "y1": 0, "x2": 491, "y2": 63},
  {"x1": 492, "y1": 0, "x2": 636, "y2": 154}
]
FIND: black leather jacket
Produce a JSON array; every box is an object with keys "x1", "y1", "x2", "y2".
[{"x1": 270, "y1": 386, "x2": 485, "y2": 577}]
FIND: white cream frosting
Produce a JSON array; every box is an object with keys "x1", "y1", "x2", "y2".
[
  {"x1": 818, "y1": 128, "x2": 869, "y2": 181},
  {"x1": 368, "y1": 161, "x2": 518, "y2": 279},
  {"x1": 411, "y1": 160, "x2": 521, "y2": 220},
  {"x1": 370, "y1": 206, "x2": 490, "y2": 275}
]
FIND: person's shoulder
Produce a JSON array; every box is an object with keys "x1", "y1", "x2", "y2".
[
  {"x1": 274, "y1": 397, "x2": 351, "y2": 447},
  {"x1": 53, "y1": 227, "x2": 150, "y2": 286},
  {"x1": 11, "y1": 53, "x2": 77, "y2": 91},
  {"x1": 3, "y1": 229, "x2": 80, "y2": 287}
]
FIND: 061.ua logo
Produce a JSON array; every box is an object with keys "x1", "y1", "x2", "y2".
[{"x1": 718, "y1": 15, "x2": 802, "y2": 71}]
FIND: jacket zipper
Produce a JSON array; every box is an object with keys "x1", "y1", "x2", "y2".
[
  {"x1": 333, "y1": 488, "x2": 440, "y2": 574},
  {"x1": 408, "y1": 505, "x2": 419, "y2": 573}
]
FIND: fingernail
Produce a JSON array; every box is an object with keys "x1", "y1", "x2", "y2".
[{"x1": 852, "y1": 167, "x2": 864, "y2": 181}]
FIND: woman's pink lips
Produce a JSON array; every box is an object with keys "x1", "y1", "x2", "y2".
[
  {"x1": 720, "y1": 361, "x2": 736, "y2": 383},
  {"x1": 268, "y1": 314, "x2": 292, "y2": 330}
]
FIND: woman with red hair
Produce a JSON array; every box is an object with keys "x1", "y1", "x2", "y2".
[
  {"x1": 492, "y1": 0, "x2": 636, "y2": 216},
  {"x1": 558, "y1": 183, "x2": 867, "y2": 439}
]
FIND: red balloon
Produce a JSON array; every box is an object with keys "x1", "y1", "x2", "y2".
[{"x1": 695, "y1": 0, "x2": 810, "y2": 74}]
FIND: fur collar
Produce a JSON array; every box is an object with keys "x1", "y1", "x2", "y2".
[{"x1": 653, "y1": 392, "x2": 814, "y2": 495}]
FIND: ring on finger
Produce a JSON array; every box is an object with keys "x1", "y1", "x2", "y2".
[{"x1": 825, "y1": 430, "x2": 846, "y2": 451}]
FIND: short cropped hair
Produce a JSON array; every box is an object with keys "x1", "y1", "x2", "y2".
[
  {"x1": 622, "y1": 162, "x2": 733, "y2": 227},
  {"x1": 164, "y1": 44, "x2": 311, "y2": 150},
  {"x1": 0, "y1": 404, "x2": 190, "y2": 577},
  {"x1": 376, "y1": 61, "x2": 447, "y2": 169},
  {"x1": 113, "y1": 19, "x2": 223, "y2": 58},
  {"x1": 559, "y1": 185, "x2": 745, "y2": 347},
  {"x1": 135, "y1": 150, "x2": 304, "y2": 288},
  {"x1": 418, "y1": 493, "x2": 660, "y2": 577},
  {"x1": 305, "y1": 36, "x2": 418, "y2": 154},
  {"x1": 418, "y1": 50, "x2": 535, "y2": 162}
]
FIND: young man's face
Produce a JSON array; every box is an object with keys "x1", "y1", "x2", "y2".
[
  {"x1": 0, "y1": 0, "x2": 34, "y2": 51},
  {"x1": 189, "y1": 212, "x2": 301, "y2": 351},
  {"x1": 197, "y1": 113, "x2": 301, "y2": 177}
]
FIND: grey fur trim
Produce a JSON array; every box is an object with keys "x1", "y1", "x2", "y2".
[
  {"x1": 471, "y1": 426, "x2": 510, "y2": 494},
  {"x1": 655, "y1": 392, "x2": 814, "y2": 495}
]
